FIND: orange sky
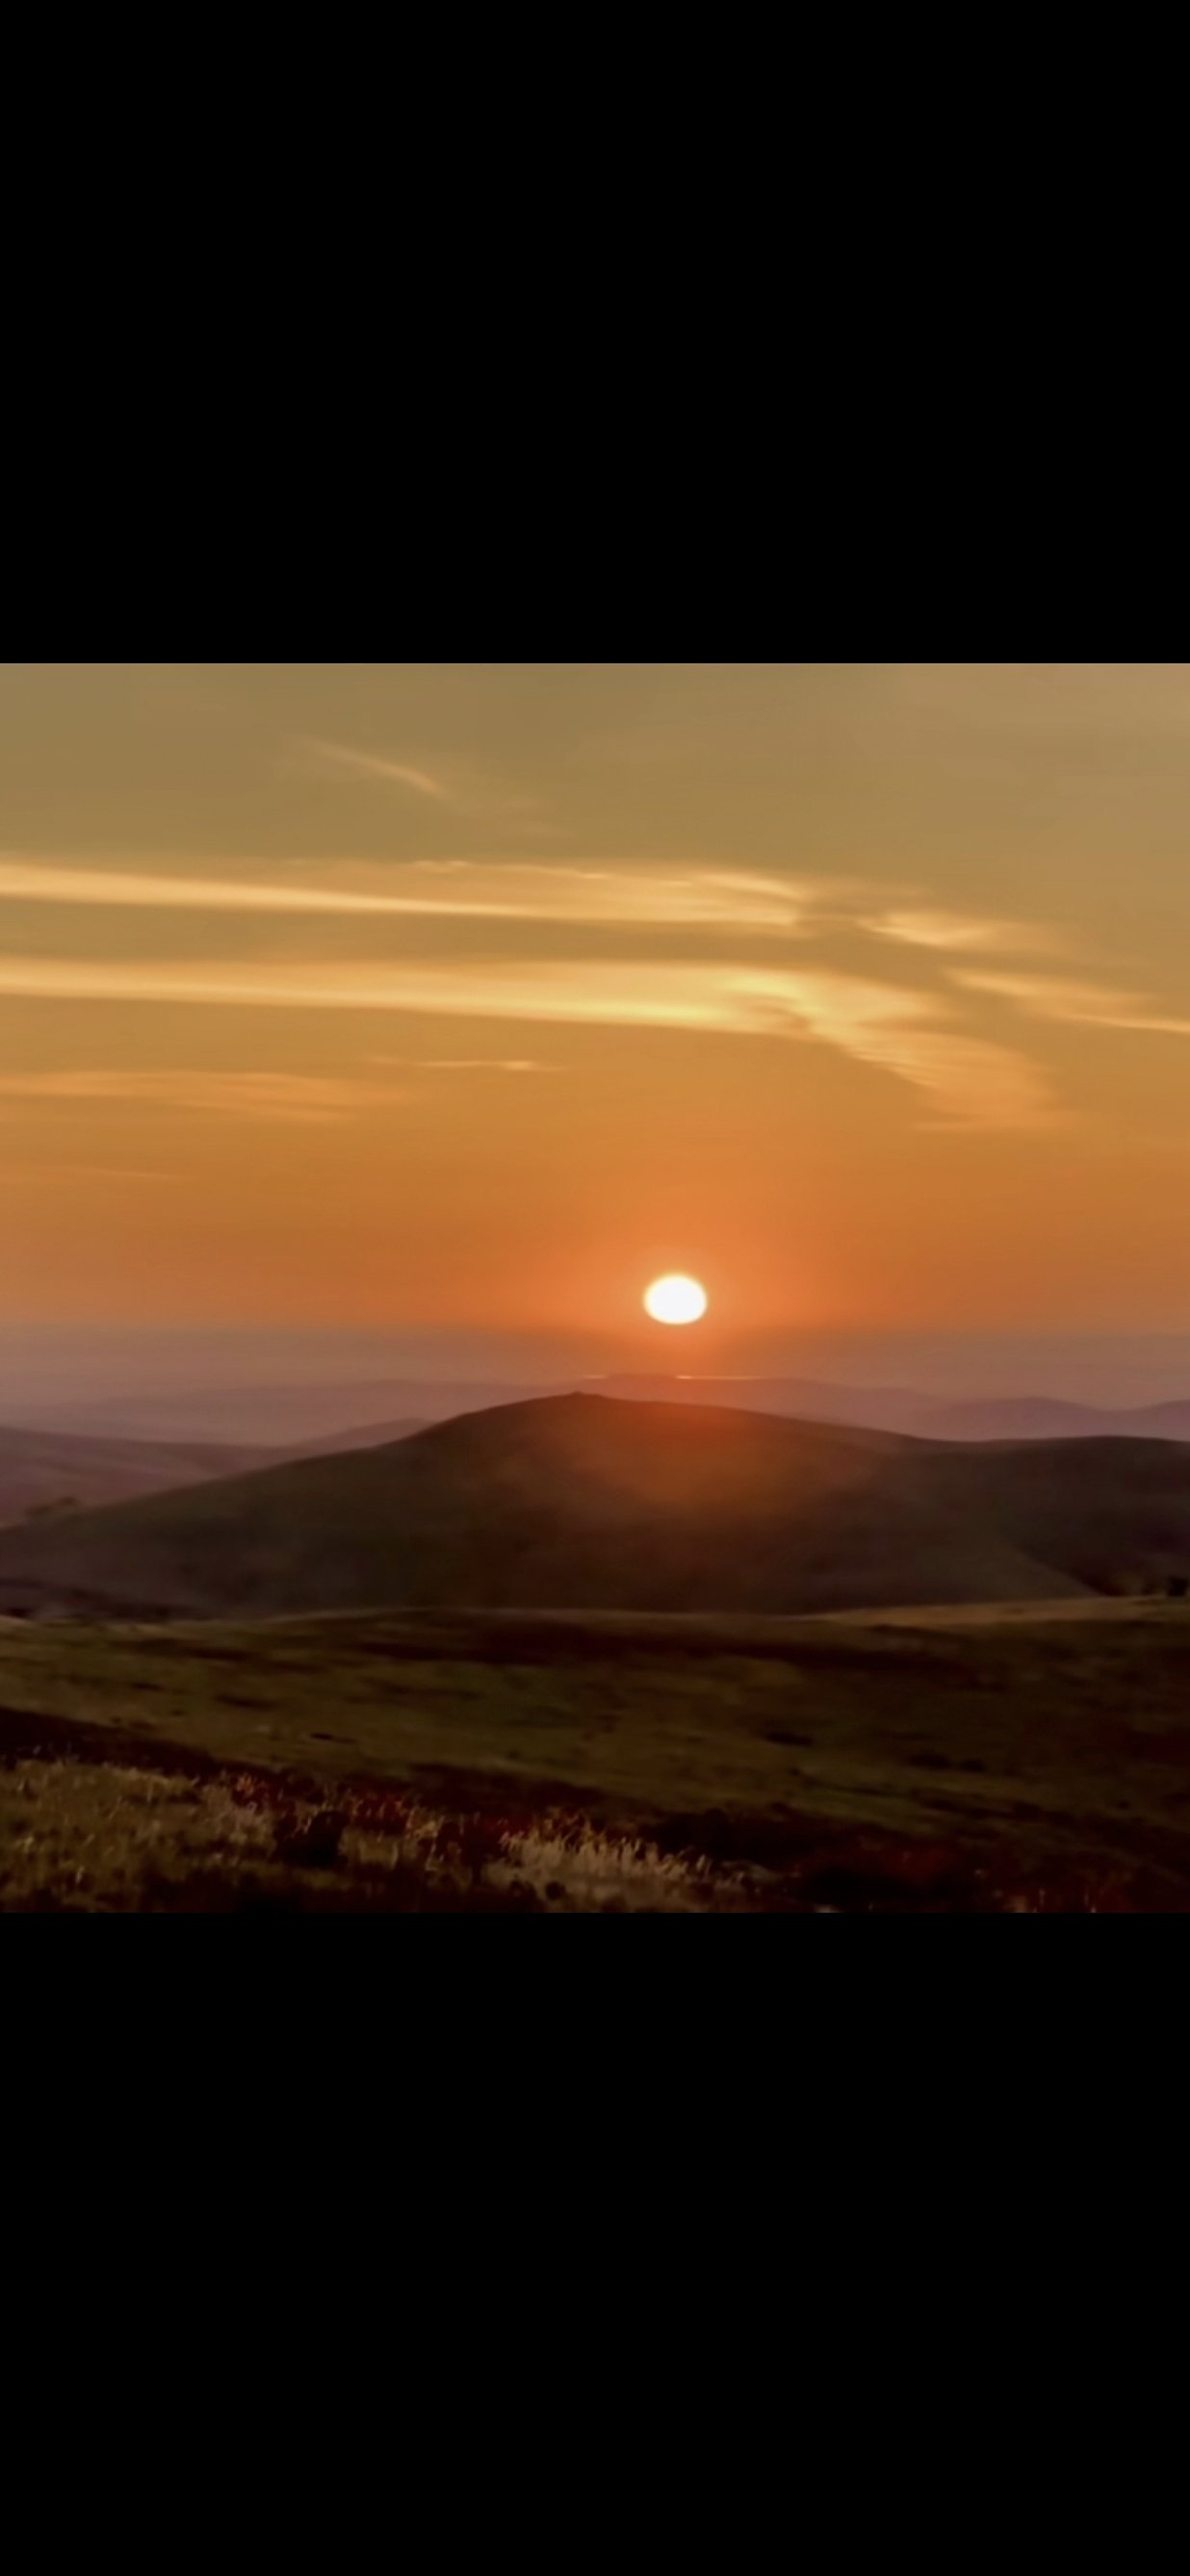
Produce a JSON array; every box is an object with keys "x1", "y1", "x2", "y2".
[{"x1": 4, "y1": 661, "x2": 1190, "y2": 1348}]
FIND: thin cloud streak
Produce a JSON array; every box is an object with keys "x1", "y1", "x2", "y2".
[
  {"x1": 0, "y1": 954, "x2": 1054, "y2": 1128},
  {"x1": 299, "y1": 737, "x2": 551, "y2": 828},
  {"x1": 0, "y1": 857, "x2": 1077, "y2": 961},
  {"x1": 369, "y1": 1055, "x2": 555, "y2": 1073},
  {"x1": 841, "y1": 1030, "x2": 1060, "y2": 1131},
  {"x1": 956, "y1": 969, "x2": 1190, "y2": 1039},
  {"x1": 0, "y1": 1070, "x2": 411, "y2": 1123},
  {"x1": 0, "y1": 857, "x2": 811, "y2": 932},
  {"x1": 738, "y1": 971, "x2": 1059, "y2": 1129},
  {"x1": 302, "y1": 741, "x2": 449, "y2": 799},
  {"x1": 0, "y1": 860, "x2": 433, "y2": 918},
  {"x1": 862, "y1": 907, "x2": 1063, "y2": 954},
  {"x1": 1, "y1": 1162, "x2": 175, "y2": 1183}
]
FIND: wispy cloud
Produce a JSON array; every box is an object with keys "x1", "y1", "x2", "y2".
[
  {"x1": 833, "y1": 1028, "x2": 1059, "y2": 1130},
  {"x1": 861, "y1": 906, "x2": 1062, "y2": 954},
  {"x1": 0, "y1": 955, "x2": 1054, "y2": 1129},
  {"x1": 1, "y1": 1162, "x2": 175, "y2": 1183},
  {"x1": 0, "y1": 860, "x2": 419, "y2": 918},
  {"x1": 0, "y1": 855, "x2": 1079, "y2": 962},
  {"x1": 0, "y1": 855, "x2": 1079, "y2": 1128},
  {"x1": 0, "y1": 952, "x2": 802, "y2": 1025},
  {"x1": 298, "y1": 736, "x2": 551, "y2": 829},
  {"x1": 0, "y1": 856, "x2": 811, "y2": 932},
  {"x1": 737, "y1": 972, "x2": 1059, "y2": 1129},
  {"x1": 955, "y1": 969, "x2": 1190, "y2": 1039},
  {"x1": 368, "y1": 1055, "x2": 556, "y2": 1073},
  {"x1": 301, "y1": 741, "x2": 450, "y2": 800},
  {"x1": 0, "y1": 1070, "x2": 410, "y2": 1122}
]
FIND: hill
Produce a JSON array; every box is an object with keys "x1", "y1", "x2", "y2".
[
  {"x1": 4, "y1": 1389, "x2": 1190, "y2": 1619},
  {"x1": 919, "y1": 1394, "x2": 1190, "y2": 1442},
  {"x1": 0, "y1": 1423, "x2": 277, "y2": 1531}
]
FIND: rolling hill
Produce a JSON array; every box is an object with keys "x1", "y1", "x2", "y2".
[
  {"x1": 0, "y1": 1423, "x2": 278, "y2": 1532},
  {"x1": 3, "y1": 1391, "x2": 1190, "y2": 1619}
]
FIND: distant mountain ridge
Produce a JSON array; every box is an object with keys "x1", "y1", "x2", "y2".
[
  {"x1": 590, "y1": 1378, "x2": 1190, "y2": 1443},
  {"x1": 919, "y1": 1394, "x2": 1190, "y2": 1442},
  {"x1": 0, "y1": 1423, "x2": 277, "y2": 1530},
  {"x1": 3, "y1": 1391, "x2": 1190, "y2": 1620},
  {"x1": 1, "y1": 1380, "x2": 548, "y2": 1445}
]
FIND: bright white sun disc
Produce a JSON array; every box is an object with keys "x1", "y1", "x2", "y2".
[{"x1": 644, "y1": 1274, "x2": 708, "y2": 1326}]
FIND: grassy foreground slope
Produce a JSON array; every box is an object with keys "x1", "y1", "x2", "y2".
[
  {"x1": 3, "y1": 1598, "x2": 1190, "y2": 1907},
  {"x1": 4, "y1": 1392, "x2": 1180, "y2": 1617}
]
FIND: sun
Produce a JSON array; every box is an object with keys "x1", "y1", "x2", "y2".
[{"x1": 644, "y1": 1274, "x2": 708, "y2": 1326}]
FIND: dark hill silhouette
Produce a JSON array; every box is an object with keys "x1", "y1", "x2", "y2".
[{"x1": 4, "y1": 1391, "x2": 1190, "y2": 1618}]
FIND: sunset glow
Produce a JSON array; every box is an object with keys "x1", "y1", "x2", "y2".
[
  {"x1": 11, "y1": 660, "x2": 1190, "y2": 1920},
  {"x1": 5, "y1": 664, "x2": 1190, "y2": 1368}
]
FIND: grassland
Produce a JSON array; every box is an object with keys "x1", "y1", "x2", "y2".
[{"x1": 4, "y1": 1598, "x2": 1190, "y2": 1908}]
